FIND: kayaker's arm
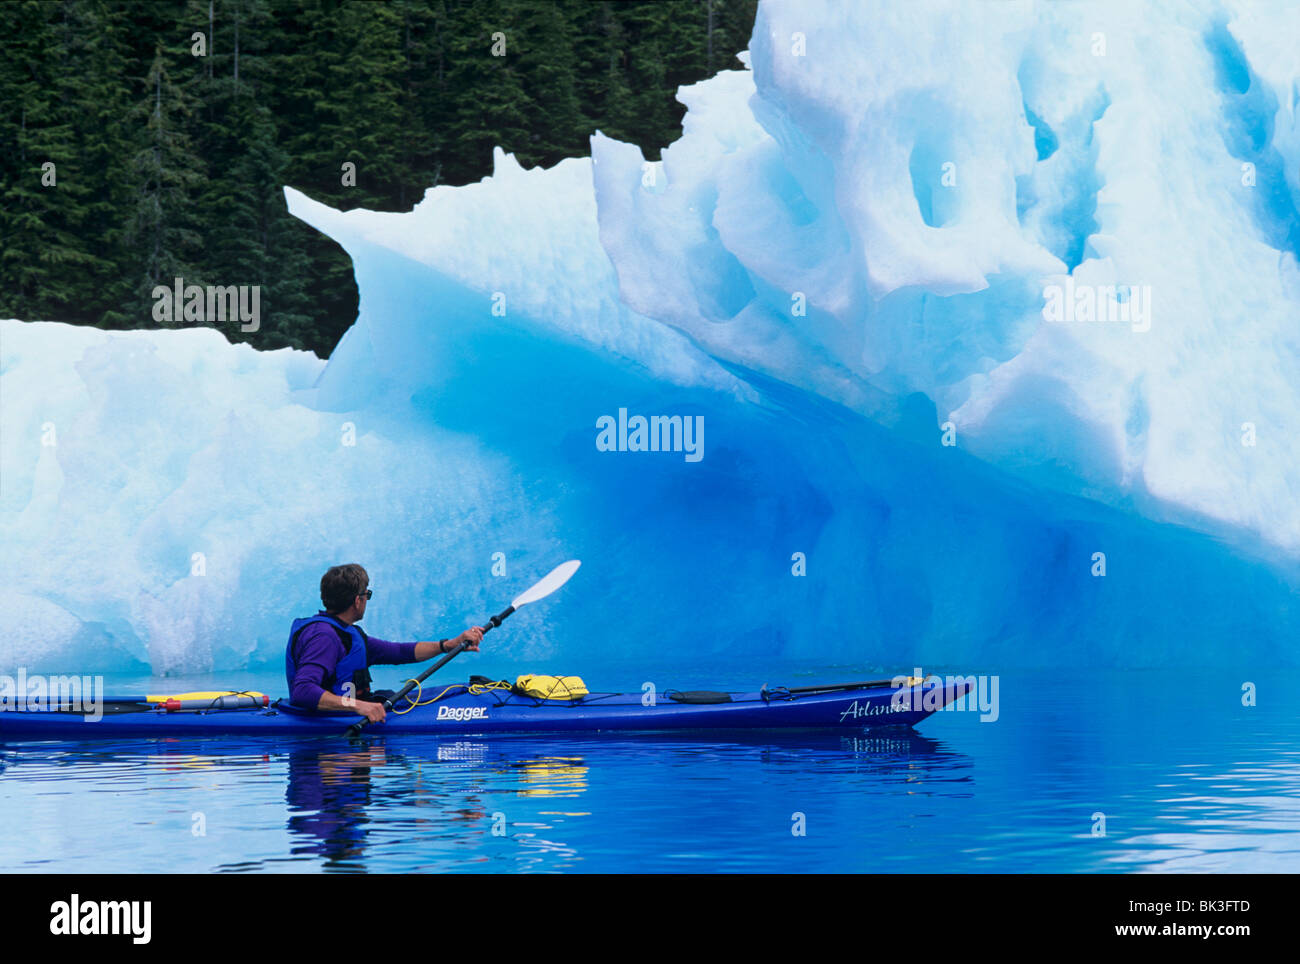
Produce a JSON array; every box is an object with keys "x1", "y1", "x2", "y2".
[
  {"x1": 363, "y1": 626, "x2": 482, "y2": 666},
  {"x1": 412, "y1": 626, "x2": 484, "y2": 660},
  {"x1": 331, "y1": 628, "x2": 482, "y2": 724},
  {"x1": 289, "y1": 628, "x2": 346, "y2": 709},
  {"x1": 290, "y1": 627, "x2": 387, "y2": 721},
  {"x1": 316, "y1": 689, "x2": 386, "y2": 722}
]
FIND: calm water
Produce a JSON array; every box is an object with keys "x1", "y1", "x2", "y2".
[{"x1": 2, "y1": 668, "x2": 1297, "y2": 872}]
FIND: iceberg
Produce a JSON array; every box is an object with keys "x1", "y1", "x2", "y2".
[{"x1": 4, "y1": 0, "x2": 1299, "y2": 674}]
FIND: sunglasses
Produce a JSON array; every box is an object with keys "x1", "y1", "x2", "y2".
[{"x1": 358, "y1": 589, "x2": 373, "y2": 600}]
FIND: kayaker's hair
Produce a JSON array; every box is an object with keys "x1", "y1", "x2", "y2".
[{"x1": 321, "y1": 564, "x2": 369, "y2": 613}]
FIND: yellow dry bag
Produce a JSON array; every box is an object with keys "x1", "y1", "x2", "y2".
[{"x1": 513, "y1": 674, "x2": 588, "y2": 700}]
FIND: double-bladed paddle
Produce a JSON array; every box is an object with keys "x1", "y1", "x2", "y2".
[{"x1": 345, "y1": 560, "x2": 581, "y2": 737}]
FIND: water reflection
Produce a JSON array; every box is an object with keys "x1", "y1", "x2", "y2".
[
  {"x1": 0, "y1": 729, "x2": 973, "y2": 872},
  {"x1": 278, "y1": 741, "x2": 598, "y2": 870},
  {"x1": 285, "y1": 745, "x2": 389, "y2": 870},
  {"x1": 267, "y1": 729, "x2": 962, "y2": 871}
]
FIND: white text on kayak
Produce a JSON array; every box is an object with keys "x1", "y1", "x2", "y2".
[
  {"x1": 437, "y1": 705, "x2": 489, "y2": 721},
  {"x1": 595, "y1": 409, "x2": 704, "y2": 462}
]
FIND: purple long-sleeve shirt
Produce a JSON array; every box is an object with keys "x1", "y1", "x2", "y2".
[{"x1": 288, "y1": 615, "x2": 420, "y2": 707}]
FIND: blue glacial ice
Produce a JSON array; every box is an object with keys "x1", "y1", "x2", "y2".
[{"x1": 4, "y1": 0, "x2": 1300, "y2": 675}]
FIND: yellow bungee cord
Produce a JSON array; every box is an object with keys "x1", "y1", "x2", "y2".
[{"x1": 390, "y1": 678, "x2": 511, "y2": 715}]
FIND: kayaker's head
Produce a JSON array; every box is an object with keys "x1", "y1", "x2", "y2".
[{"x1": 321, "y1": 563, "x2": 371, "y2": 625}]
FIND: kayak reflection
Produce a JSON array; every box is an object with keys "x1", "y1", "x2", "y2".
[
  {"x1": 277, "y1": 729, "x2": 957, "y2": 870},
  {"x1": 13, "y1": 727, "x2": 964, "y2": 872},
  {"x1": 285, "y1": 744, "x2": 393, "y2": 871}
]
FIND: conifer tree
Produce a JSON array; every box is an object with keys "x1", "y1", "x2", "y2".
[
  {"x1": 0, "y1": 2, "x2": 86, "y2": 320},
  {"x1": 124, "y1": 41, "x2": 208, "y2": 326},
  {"x1": 512, "y1": 0, "x2": 586, "y2": 168},
  {"x1": 63, "y1": 0, "x2": 137, "y2": 326}
]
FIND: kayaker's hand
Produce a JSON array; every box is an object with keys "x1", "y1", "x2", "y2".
[
  {"x1": 357, "y1": 700, "x2": 386, "y2": 724},
  {"x1": 454, "y1": 626, "x2": 485, "y2": 652}
]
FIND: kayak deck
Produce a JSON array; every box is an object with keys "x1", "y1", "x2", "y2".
[{"x1": 0, "y1": 678, "x2": 973, "y2": 739}]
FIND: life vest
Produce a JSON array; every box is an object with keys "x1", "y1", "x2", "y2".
[{"x1": 285, "y1": 613, "x2": 373, "y2": 702}]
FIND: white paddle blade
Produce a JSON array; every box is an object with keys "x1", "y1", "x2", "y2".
[{"x1": 511, "y1": 560, "x2": 581, "y2": 608}]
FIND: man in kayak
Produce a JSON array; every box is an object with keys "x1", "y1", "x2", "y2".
[{"x1": 287, "y1": 564, "x2": 484, "y2": 724}]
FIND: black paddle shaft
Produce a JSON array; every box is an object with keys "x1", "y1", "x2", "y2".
[{"x1": 345, "y1": 604, "x2": 515, "y2": 737}]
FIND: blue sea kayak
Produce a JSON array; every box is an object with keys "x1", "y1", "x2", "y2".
[{"x1": 0, "y1": 677, "x2": 973, "y2": 739}]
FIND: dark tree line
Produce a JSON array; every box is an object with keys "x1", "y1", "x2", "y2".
[{"x1": 1, "y1": 0, "x2": 757, "y2": 354}]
